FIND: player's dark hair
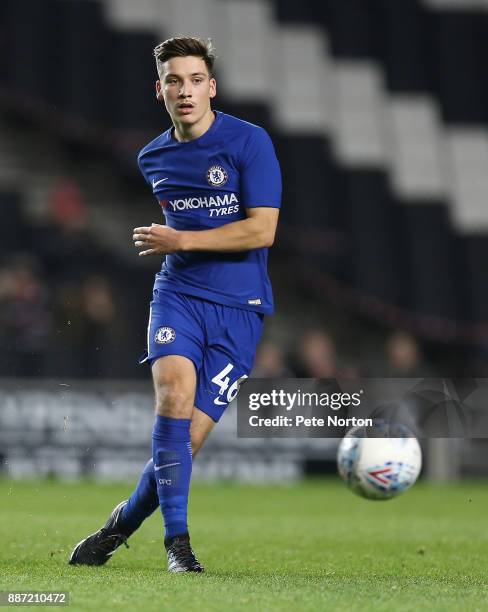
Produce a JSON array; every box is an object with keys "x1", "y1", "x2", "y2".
[{"x1": 153, "y1": 36, "x2": 216, "y2": 77}]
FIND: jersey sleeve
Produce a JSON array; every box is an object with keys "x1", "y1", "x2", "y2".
[
  {"x1": 240, "y1": 128, "x2": 282, "y2": 209},
  {"x1": 137, "y1": 149, "x2": 151, "y2": 187}
]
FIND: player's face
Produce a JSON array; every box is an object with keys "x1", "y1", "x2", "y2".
[{"x1": 156, "y1": 56, "x2": 216, "y2": 126}]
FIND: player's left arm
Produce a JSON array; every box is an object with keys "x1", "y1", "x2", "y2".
[{"x1": 133, "y1": 207, "x2": 279, "y2": 255}]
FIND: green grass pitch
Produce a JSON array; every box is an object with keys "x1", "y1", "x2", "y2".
[{"x1": 1, "y1": 478, "x2": 488, "y2": 611}]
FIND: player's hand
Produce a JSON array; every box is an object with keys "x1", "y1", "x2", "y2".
[{"x1": 133, "y1": 224, "x2": 183, "y2": 256}]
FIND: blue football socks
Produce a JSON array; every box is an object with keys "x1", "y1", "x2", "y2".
[
  {"x1": 152, "y1": 415, "x2": 193, "y2": 540},
  {"x1": 119, "y1": 458, "x2": 159, "y2": 536}
]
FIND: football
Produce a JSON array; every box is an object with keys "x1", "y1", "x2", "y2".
[{"x1": 337, "y1": 420, "x2": 422, "y2": 500}]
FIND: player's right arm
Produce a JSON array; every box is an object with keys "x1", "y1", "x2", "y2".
[
  {"x1": 134, "y1": 206, "x2": 278, "y2": 255},
  {"x1": 134, "y1": 126, "x2": 282, "y2": 256},
  {"x1": 181, "y1": 206, "x2": 279, "y2": 250}
]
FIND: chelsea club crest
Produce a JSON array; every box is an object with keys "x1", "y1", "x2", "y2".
[
  {"x1": 155, "y1": 327, "x2": 176, "y2": 344},
  {"x1": 206, "y1": 165, "x2": 228, "y2": 186}
]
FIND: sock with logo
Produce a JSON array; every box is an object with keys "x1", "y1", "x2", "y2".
[
  {"x1": 152, "y1": 415, "x2": 192, "y2": 539},
  {"x1": 118, "y1": 458, "x2": 159, "y2": 536}
]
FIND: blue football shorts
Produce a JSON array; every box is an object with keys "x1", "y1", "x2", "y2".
[{"x1": 139, "y1": 289, "x2": 264, "y2": 422}]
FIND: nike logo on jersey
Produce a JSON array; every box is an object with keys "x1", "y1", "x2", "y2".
[
  {"x1": 214, "y1": 397, "x2": 228, "y2": 406},
  {"x1": 154, "y1": 462, "x2": 180, "y2": 471},
  {"x1": 152, "y1": 178, "x2": 169, "y2": 188}
]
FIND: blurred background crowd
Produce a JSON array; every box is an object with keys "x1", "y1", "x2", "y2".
[
  {"x1": 0, "y1": 171, "x2": 453, "y2": 381},
  {"x1": 0, "y1": 181, "x2": 472, "y2": 381},
  {"x1": 1, "y1": 0, "x2": 488, "y2": 382}
]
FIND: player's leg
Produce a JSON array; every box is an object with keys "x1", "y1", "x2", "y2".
[
  {"x1": 150, "y1": 355, "x2": 196, "y2": 544},
  {"x1": 121, "y1": 363, "x2": 197, "y2": 539},
  {"x1": 117, "y1": 458, "x2": 159, "y2": 536},
  {"x1": 69, "y1": 291, "x2": 206, "y2": 567},
  {"x1": 152, "y1": 359, "x2": 221, "y2": 572},
  {"x1": 68, "y1": 407, "x2": 214, "y2": 567},
  {"x1": 122, "y1": 405, "x2": 214, "y2": 533},
  {"x1": 161, "y1": 302, "x2": 263, "y2": 572},
  {"x1": 118, "y1": 406, "x2": 214, "y2": 536},
  {"x1": 190, "y1": 405, "x2": 216, "y2": 456}
]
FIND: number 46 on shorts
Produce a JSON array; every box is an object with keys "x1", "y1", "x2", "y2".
[{"x1": 211, "y1": 363, "x2": 248, "y2": 406}]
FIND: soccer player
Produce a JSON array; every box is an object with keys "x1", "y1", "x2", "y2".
[{"x1": 69, "y1": 36, "x2": 281, "y2": 572}]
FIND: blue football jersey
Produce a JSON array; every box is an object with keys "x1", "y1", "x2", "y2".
[{"x1": 137, "y1": 111, "x2": 282, "y2": 314}]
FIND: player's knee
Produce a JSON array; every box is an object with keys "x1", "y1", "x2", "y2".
[{"x1": 154, "y1": 380, "x2": 193, "y2": 418}]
